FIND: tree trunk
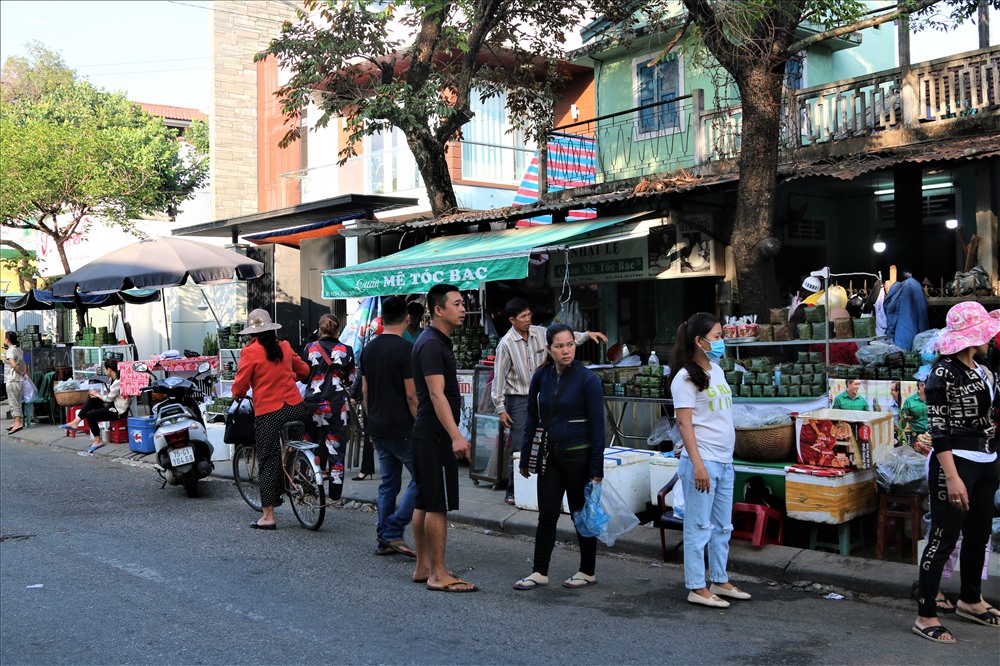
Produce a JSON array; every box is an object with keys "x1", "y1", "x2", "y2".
[
  {"x1": 731, "y1": 64, "x2": 784, "y2": 318},
  {"x1": 406, "y1": 131, "x2": 459, "y2": 218}
]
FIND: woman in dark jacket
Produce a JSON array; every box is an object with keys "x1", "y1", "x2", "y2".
[
  {"x1": 302, "y1": 314, "x2": 356, "y2": 500},
  {"x1": 514, "y1": 323, "x2": 605, "y2": 590},
  {"x1": 912, "y1": 301, "x2": 1000, "y2": 643},
  {"x1": 232, "y1": 309, "x2": 311, "y2": 530}
]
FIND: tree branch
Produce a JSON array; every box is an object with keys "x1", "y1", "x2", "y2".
[{"x1": 788, "y1": 0, "x2": 942, "y2": 53}]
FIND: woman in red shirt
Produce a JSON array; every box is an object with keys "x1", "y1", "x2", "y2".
[{"x1": 233, "y1": 309, "x2": 311, "y2": 530}]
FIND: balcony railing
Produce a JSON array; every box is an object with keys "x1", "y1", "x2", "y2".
[{"x1": 542, "y1": 46, "x2": 999, "y2": 191}]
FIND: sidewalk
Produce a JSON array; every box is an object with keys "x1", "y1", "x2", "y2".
[{"x1": 6, "y1": 418, "x2": 997, "y2": 601}]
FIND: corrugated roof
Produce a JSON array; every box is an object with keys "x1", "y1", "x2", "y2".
[{"x1": 138, "y1": 103, "x2": 207, "y2": 122}]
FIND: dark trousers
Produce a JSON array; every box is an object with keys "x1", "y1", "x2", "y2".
[
  {"x1": 359, "y1": 431, "x2": 375, "y2": 476},
  {"x1": 255, "y1": 402, "x2": 310, "y2": 509},
  {"x1": 78, "y1": 396, "x2": 120, "y2": 436},
  {"x1": 533, "y1": 448, "x2": 596, "y2": 577},
  {"x1": 916, "y1": 455, "x2": 1000, "y2": 617}
]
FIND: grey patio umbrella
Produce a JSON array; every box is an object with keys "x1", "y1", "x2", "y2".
[{"x1": 51, "y1": 237, "x2": 265, "y2": 296}]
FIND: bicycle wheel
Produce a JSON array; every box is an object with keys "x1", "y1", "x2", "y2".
[
  {"x1": 287, "y1": 449, "x2": 325, "y2": 530},
  {"x1": 232, "y1": 443, "x2": 262, "y2": 512}
]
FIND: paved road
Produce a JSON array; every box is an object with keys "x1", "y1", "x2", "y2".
[{"x1": 1, "y1": 437, "x2": 996, "y2": 665}]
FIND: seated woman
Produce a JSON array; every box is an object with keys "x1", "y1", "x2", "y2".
[{"x1": 63, "y1": 359, "x2": 132, "y2": 454}]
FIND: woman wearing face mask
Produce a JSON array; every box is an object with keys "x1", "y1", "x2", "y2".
[
  {"x1": 912, "y1": 301, "x2": 1000, "y2": 643},
  {"x1": 514, "y1": 323, "x2": 605, "y2": 591},
  {"x1": 669, "y1": 313, "x2": 748, "y2": 608}
]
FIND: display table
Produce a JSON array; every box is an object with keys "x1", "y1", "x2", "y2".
[
  {"x1": 604, "y1": 396, "x2": 673, "y2": 448},
  {"x1": 118, "y1": 356, "x2": 220, "y2": 397}
]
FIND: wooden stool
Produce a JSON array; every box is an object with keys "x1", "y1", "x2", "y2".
[
  {"x1": 809, "y1": 519, "x2": 865, "y2": 556},
  {"x1": 875, "y1": 492, "x2": 924, "y2": 564},
  {"x1": 731, "y1": 502, "x2": 784, "y2": 547}
]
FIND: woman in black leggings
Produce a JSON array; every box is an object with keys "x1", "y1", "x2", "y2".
[
  {"x1": 63, "y1": 359, "x2": 131, "y2": 454},
  {"x1": 912, "y1": 301, "x2": 1000, "y2": 643},
  {"x1": 514, "y1": 323, "x2": 606, "y2": 590}
]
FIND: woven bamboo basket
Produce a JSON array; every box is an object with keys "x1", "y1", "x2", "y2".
[
  {"x1": 54, "y1": 389, "x2": 89, "y2": 407},
  {"x1": 734, "y1": 422, "x2": 796, "y2": 462}
]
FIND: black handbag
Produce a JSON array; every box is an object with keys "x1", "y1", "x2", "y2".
[
  {"x1": 224, "y1": 398, "x2": 255, "y2": 444},
  {"x1": 527, "y1": 364, "x2": 577, "y2": 475}
]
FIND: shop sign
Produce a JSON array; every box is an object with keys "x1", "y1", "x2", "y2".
[
  {"x1": 322, "y1": 255, "x2": 529, "y2": 299},
  {"x1": 552, "y1": 237, "x2": 649, "y2": 284}
]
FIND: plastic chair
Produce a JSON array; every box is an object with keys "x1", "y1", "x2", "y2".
[
  {"x1": 24, "y1": 371, "x2": 55, "y2": 426},
  {"x1": 657, "y1": 473, "x2": 684, "y2": 561}
]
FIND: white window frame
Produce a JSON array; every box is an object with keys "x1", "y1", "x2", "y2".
[
  {"x1": 461, "y1": 90, "x2": 535, "y2": 185},
  {"x1": 632, "y1": 51, "x2": 685, "y2": 140}
]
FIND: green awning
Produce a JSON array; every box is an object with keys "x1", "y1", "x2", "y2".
[{"x1": 321, "y1": 213, "x2": 650, "y2": 299}]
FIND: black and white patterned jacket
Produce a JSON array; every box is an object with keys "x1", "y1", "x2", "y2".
[{"x1": 926, "y1": 355, "x2": 998, "y2": 455}]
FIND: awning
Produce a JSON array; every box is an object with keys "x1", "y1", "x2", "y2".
[
  {"x1": 242, "y1": 213, "x2": 366, "y2": 247},
  {"x1": 2, "y1": 288, "x2": 161, "y2": 312},
  {"x1": 321, "y1": 213, "x2": 651, "y2": 299}
]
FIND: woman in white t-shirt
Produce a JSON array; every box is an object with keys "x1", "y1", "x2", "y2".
[{"x1": 668, "y1": 313, "x2": 750, "y2": 609}]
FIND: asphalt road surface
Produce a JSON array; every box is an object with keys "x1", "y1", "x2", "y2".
[{"x1": 2, "y1": 437, "x2": 997, "y2": 665}]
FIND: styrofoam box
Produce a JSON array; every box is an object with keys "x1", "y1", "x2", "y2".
[
  {"x1": 205, "y1": 423, "x2": 233, "y2": 462},
  {"x1": 514, "y1": 447, "x2": 656, "y2": 514},
  {"x1": 785, "y1": 468, "x2": 877, "y2": 524},
  {"x1": 649, "y1": 453, "x2": 680, "y2": 506}
]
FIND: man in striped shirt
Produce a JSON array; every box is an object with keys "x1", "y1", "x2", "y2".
[{"x1": 491, "y1": 297, "x2": 607, "y2": 504}]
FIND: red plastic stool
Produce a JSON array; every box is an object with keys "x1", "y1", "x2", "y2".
[
  {"x1": 106, "y1": 418, "x2": 129, "y2": 444},
  {"x1": 731, "y1": 502, "x2": 784, "y2": 547},
  {"x1": 64, "y1": 405, "x2": 88, "y2": 438}
]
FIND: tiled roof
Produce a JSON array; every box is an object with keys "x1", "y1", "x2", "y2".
[{"x1": 137, "y1": 103, "x2": 207, "y2": 122}]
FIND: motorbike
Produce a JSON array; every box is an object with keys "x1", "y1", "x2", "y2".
[{"x1": 133, "y1": 361, "x2": 214, "y2": 497}]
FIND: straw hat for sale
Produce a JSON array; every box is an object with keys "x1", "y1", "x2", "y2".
[
  {"x1": 239, "y1": 308, "x2": 282, "y2": 335},
  {"x1": 935, "y1": 301, "x2": 1000, "y2": 356}
]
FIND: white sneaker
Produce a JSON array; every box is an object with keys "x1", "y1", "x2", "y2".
[
  {"x1": 687, "y1": 590, "x2": 730, "y2": 608},
  {"x1": 710, "y1": 583, "x2": 752, "y2": 600}
]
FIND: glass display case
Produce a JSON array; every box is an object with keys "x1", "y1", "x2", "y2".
[
  {"x1": 469, "y1": 364, "x2": 509, "y2": 486},
  {"x1": 72, "y1": 344, "x2": 135, "y2": 385}
]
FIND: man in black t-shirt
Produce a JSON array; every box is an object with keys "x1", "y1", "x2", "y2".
[
  {"x1": 410, "y1": 283, "x2": 477, "y2": 593},
  {"x1": 362, "y1": 297, "x2": 418, "y2": 558}
]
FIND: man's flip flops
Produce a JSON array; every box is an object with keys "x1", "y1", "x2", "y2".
[{"x1": 427, "y1": 579, "x2": 478, "y2": 593}]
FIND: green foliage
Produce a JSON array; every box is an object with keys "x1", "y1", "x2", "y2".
[
  {"x1": 203, "y1": 332, "x2": 219, "y2": 357},
  {"x1": 0, "y1": 42, "x2": 209, "y2": 274}
]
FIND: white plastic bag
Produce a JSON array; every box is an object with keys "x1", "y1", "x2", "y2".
[
  {"x1": 22, "y1": 376, "x2": 37, "y2": 403},
  {"x1": 597, "y1": 482, "x2": 640, "y2": 546}
]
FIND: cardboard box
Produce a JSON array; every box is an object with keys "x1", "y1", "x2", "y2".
[
  {"x1": 785, "y1": 468, "x2": 877, "y2": 524},
  {"x1": 795, "y1": 409, "x2": 893, "y2": 470}
]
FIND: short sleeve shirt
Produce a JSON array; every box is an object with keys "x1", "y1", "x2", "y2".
[
  {"x1": 412, "y1": 326, "x2": 460, "y2": 437},
  {"x1": 832, "y1": 392, "x2": 869, "y2": 411},
  {"x1": 362, "y1": 334, "x2": 414, "y2": 438},
  {"x1": 669, "y1": 364, "x2": 734, "y2": 463},
  {"x1": 5, "y1": 345, "x2": 24, "y2": 384}
]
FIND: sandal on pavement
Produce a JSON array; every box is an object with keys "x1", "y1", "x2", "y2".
[
  {"x1": 687, "y1": 591, "x2": 730, "y2": 608},
  {"x1": 427, "y1": 579, "x2": 478, "y2": 593},
  {"x1": 710, "y1": 583, "x2": 752, "y2": 600},
  {"x1": 513, "y1": 574, "x2": 549, "y2": 590},
  {"x1": 912, "y1": 624, "x2": 956, "y2": 643},
  {"x1": 562, "y1": 573, "x2": 597, "y2": 588},
  {"x1": 935, "y1": 594, "x2": 956, "y2": 613},
  {"x1": 86, "y1": 444, "x2": 105, "y2": 454},
  {"x1": 956, "y1": 608, "x2": 1000, "y2": 628},
  {"x1": 8, "y1": 426, "x2": 23, "y2": 435},
  {"x1": 387, "y1": 541, "x2": 417, "y2": 558}
]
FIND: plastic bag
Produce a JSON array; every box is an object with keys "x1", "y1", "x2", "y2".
[
  {"x1": 731, "y1": 404, "x2": 792, "y2": 428},
  {"x1": 856, "y1": 341, "x2": 904, "y2": 366},
  {"x1": 647, "y1": 417, "x2": 680, "y2": 450},
  {"x1": 671, "y1": 475, "x2": 685, "y2": 519},
  {"x1": 54, "y1": 379, "x2": 82, "y2": 392},
  {"x1": 572, "y1": 481, "x2": 609, "y2": 538},
  {"x1": 912, "y1": 328, "x2": 943, "y2": 358},
  {"x1": 875, "y1": 446, "x2": 928, "y2": 494},
  {"x1": 22, "y1": 376, "x2": 37, "y2": 403},
  {"x1": 596, "y1": 482, "x2": 640, "y2": 546}
]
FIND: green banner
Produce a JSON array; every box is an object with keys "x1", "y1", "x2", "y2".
[{"x1": 322, "y1": 255, "x2": 529, "y2": 299}]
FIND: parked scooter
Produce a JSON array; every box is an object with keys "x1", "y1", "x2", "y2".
[{"x1": 133, "y1": 361, "x2": 214, "y2": 497}]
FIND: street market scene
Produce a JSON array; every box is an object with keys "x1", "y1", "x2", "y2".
[{"x1": 1, "y1": 0, "x2": 1000, "y2": 663}]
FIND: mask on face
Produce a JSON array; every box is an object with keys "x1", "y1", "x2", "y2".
[{"x1": 702, "y1": 339, "x2": 726, "y2": 361}]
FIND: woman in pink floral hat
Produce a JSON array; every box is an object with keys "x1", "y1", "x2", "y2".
[{"x1": 912, "y1": 301, "x2": 1000, "y2": 643}]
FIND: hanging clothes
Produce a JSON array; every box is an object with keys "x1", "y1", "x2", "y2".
[{"x1": 884, "y1": 277, "x2": 929, "y2": 351}]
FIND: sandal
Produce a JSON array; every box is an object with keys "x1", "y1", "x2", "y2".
[
  {"x1": 911, "y1": 624, "x2": 956, "y2": 643},
  {"x1": 956, "y1": 608, "x2": 1000, "y2": 628},
  {"x1": 935, "y1": 594, "x2": 956, "y2": 613},
  {"x1": 513, "y1": 574, "x2": 548, "y2": 590},
  {"x1": 562, "y1": 573, "x2": 597, "y2": 588}
]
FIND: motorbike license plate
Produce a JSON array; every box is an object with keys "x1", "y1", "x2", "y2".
[{"x1": 169, "y1": 446, "x2": 196, "y2": 466}]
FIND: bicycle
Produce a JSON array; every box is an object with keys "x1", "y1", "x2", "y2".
[{"x1": 232, "y1": 421, "x2": 326, "y2": 530}]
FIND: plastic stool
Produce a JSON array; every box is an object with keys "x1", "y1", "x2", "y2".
[
  {"x1": 64, "y1": 405, "x2": 88, "y2": 438},
  {"x1": 106, "y1": 418, "x2": 129, "y2": 444},
  {"x1": 876, "y1": 493, "x2": 924, "y2": 564},
  {"x1": 731, "y1": 502, "x2": 784, "y2": 547},
  {"x1": 809, "y1": 519, "x2": 865, "y2": 556}
]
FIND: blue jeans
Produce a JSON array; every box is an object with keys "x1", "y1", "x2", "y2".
[
  {"x1": 373, "y1": 436, "x2": 417, "y2": 544},
  {"x1": 678, "y1": 456, "x2": 735, "y2": 590}
]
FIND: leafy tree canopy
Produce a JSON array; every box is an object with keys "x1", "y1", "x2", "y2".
[{"x1": 259, "y1": 0, "x2": 588, "y2": 216}]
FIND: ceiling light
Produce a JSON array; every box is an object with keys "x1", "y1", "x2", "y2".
[
  {"x1": 945, "y1": 218, "x2": 959, "y2": 229},
  {"x1": 873, "y1": 235, "x2": 886, "y2": 253},
  {"x1": 873, "y1": 182, "x2": 953, "y2": 196}
]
